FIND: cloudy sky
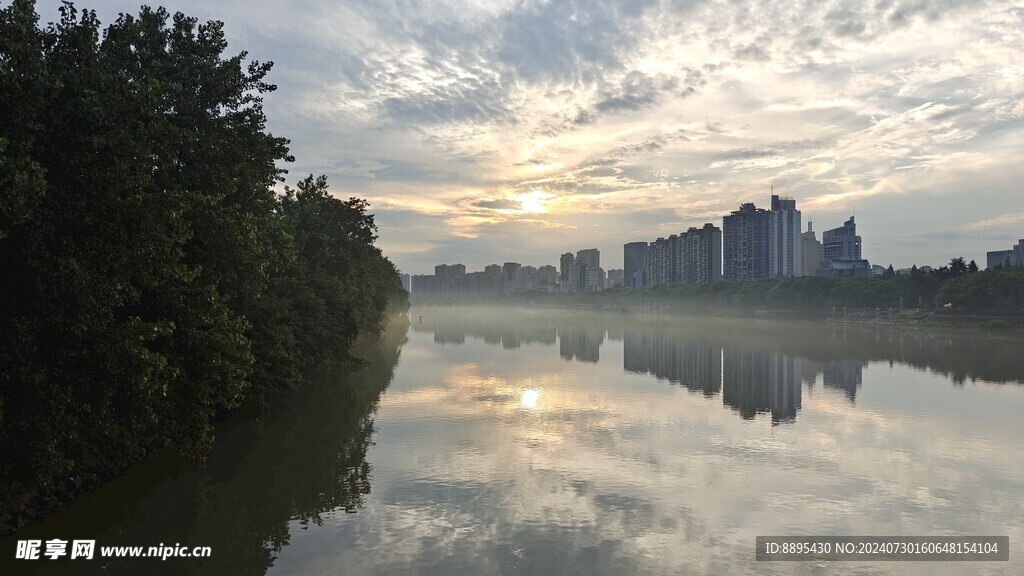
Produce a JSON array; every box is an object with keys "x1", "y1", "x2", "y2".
[{"x1": 34, "y1": 0, "x2": 1024, "y2": 273}]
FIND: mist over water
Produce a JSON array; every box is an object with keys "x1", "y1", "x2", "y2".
[{"x1": 6, "y1": 308, "x2": 1023, "y2": 575}]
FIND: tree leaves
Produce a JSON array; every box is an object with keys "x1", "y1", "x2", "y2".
[{"x1": 0, "y1": 1, "x2": 406, "y2": 509}]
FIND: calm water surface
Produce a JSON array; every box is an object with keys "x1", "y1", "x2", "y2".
[{"x1": 5, "y1": 307, "x2": 1024, "y2": 575}]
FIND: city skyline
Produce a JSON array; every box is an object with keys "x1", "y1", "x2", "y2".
[{"x1": 34, "y1": 0, "x2": 1024, "y2": 274}]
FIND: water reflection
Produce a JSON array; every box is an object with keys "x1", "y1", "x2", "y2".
[
  {"x1": 624, "y1": 332, "x2": 721, "y2": 395},
  {"x1": 722, "y1": 350, "x2": 801, "y2": 423},
  {"x1": 520, "y1": 389, "x2": 541, "y2": 410},
  {"x1": 558, "y1": 324, "x2": 604, "y2": 363},
  {"x1": 7, "y1": 309, "x2": 1024, "y2": 576},
  {"x1": 374, "y1": 308, "x2": 1024, "y2": 575},
  {"x1": 415, "y1": 307, "x2": 1024, "y2": 426},
  {"x1": 808, "y1": 359, "x2": 867, "y2": 402},
  {"x1": 1, "y1": 316, "x2": 410, "y2": 576}
]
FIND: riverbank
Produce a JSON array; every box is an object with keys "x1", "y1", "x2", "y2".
[{"x1": 410, "y1": 295, "x2": 1024, "y2": 337}]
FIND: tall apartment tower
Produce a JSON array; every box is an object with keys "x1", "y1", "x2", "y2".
[
  {"x1": 769, "y1": 195, "x2": 802, "y2": 278},
  {"x1": 574, "y1": 248, "x2": 601, "y2": 291},
  {"x1": 623, "y1": 242, "x2": 648, "y2": 288},
  {"x1": 677, "y1": 223, "x2": 722, "y2": 284},
  {"x1": 576, "y1": 248, "x2": 600, "y2": 269},
  {"x1": 723, "y1": 203, "x2": 771, "y2": 280},
  {"x1": 646, "y1": 235, "x2": 677, "y2": 286},
  {"x1": 501, "y1": 262, "x2": 522, "y2": 294},
  {"x1": 559, "y1": 252, "x2": 574, "y2": 283},
  {"x1": 822, "y1": 216, "x2": 862, "y2": 261},
  {"x1": 801, "y1": 221, "x2": 822, "y2": 276}
]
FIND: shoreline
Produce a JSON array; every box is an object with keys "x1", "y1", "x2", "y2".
[{"x1": 409, "y1": 298, "x2": 1024, "y2": 336}]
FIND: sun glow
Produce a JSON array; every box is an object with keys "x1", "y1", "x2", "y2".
[{"x1": 512, "y1": 190, "x2": 552, "y2": 214}]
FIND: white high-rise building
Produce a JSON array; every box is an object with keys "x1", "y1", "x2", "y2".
[{"x1": 769, "y1": 194, "x2": 803, "y2": 277}]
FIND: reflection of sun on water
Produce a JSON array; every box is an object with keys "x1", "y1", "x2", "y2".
[{"x1": 521, "y1": 389, "x2": 540, "y2": 409}]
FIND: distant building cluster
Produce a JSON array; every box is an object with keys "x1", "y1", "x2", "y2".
[
  {"x1": 561, "y1": 248, "x2": 605, "y2": 292},
  {"x1": 410, "y1": 262, "x2": 559, "y2": 297},
  {"x1": 633, "y1": 193, "x2": 869, "y2": 288},
  {"x1": 404, "y1": 193, "x2": 1023, "y2": 297},
  {"x1": 406, "y1": 245, "x2": 632, "y2": 297}
]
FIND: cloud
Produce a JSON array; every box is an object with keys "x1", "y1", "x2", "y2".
[
  {"x1": 594, "y1": 71, "x2": 679, "y2": 113},
  {"x1": 472, "y1": 198, "x2": 521, "y2": 211},
  {"x1": 30, "y1": 0, "x2": 1024, "y2": 273},
  {"x1": 964, "y1": 213, "x2": 1024, "y2": 231}
]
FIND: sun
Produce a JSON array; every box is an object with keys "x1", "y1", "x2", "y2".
[{"x1": 514, "y1": 190, "x2": 552, "y2": 214}]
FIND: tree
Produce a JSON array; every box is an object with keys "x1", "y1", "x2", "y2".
[
  {"x1": 949, "y1": 256, "x2": 967, "y2": 276},
  {"x1": 883, "y1": 264, "x2": 895, "y2": 279},
  {"x1": 968, "y1": 259, "x2": 979, "y2": 273},
  {"x1": 0, "y1": 1, "x2": 403, "y2": 511}
]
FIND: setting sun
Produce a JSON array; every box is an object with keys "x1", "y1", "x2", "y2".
[{"x1": 513, "y1": 190, "x2": 552, "y2": 214}]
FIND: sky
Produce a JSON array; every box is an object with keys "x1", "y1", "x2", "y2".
[{"x1": 30, "y1": 0, "x2": 1024, "y2": 273}]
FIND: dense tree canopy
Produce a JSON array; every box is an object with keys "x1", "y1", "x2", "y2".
[{"x1": 0, "y1": 0, "x2": 405, "y2": 512}]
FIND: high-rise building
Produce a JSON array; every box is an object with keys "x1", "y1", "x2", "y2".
[
  {"x1": 818, "y1": 216, "x2": 868, "y2": 278},
  {"x1": 623, "y1": 242, "x2": 648, "y2": 288},
  {"x1": 410, "y1": 274, "x2": 439, "y2": 295},
  {"x1": 559, "y1": 252, "x2": 574, "y2": 283},
  {"x1": 520, "y1": 265, "x2": 537, "y2": 291},
  {"x1": 536, "y1": 265, "x2": 558, "y2": 287},
  {"x1": 769, "y1": 195, "x2": 802, "y2": 277},
  {"x1": 677, "y1": 223, "x2": 722, "y2": 284},
  {"x1": 501, "y1": 262, "x2": 521, "y2": 294},
  {"x1": 433, "y1": 264, "x2": 466, "y2": 295},
  {"x1": 723, "y1": 203, "x2": 771, "y2": 280},
  {"x1": 641, "y1": 225, "x2": 721, "y2": 287},
  {"x1": 1010, "y1": 239, "x2": 1022, "y2": 268},
  {"x1": 822, "y1": 216, "x2": 862, "y2": 261},
  {"x1": 987, "y1": 249, "x2": 1015, "y2": 270},
  {"x1": 483, "y1": 264, "x2": 503, "y2": 295},
  {"x1": 576, "y1": 248, "x2": 600, "y2": 269},
  {"x1": 606, "y1": 269, "x2": 624, "y2": 288},
  {"x1": 801, "y1": 221, "x2": 822, "y2": 276},
  {"x1": 986, "y1": 239, "x2": 1024, "y2": 270},
  {"x1": 434, "y1": 263, "x2": 466, "y2": 279},
  {"x1": 646, "y1": 235, "x2": 677, "y2": 286},
  {"x1": 400, "y1": 273, "x2": 411, "y2": 293},
  {"x1": 583, "y1": 266, "x2": 605, "y2": 292}
]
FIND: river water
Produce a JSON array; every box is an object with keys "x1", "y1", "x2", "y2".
[{"x1": 4, "y1": 307, "x2": 1024, "y2": 575}]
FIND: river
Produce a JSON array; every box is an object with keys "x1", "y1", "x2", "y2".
[{"x1": 4, "y1": 307, "x2": 1023, "y2": 575}]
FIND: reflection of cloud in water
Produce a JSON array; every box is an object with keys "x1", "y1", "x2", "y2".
[{"x1": 269, "y1": 309, "x2": 1024, "y2": 576}]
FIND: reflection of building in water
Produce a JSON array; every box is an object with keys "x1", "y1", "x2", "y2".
[
  {"x1": 722, "y1": 349, "x2": 802, "y2": 423},
  {"x1": 413, "y1": 313, "x2": 557, "y2": 348},
  {"x1": 622, "y1": 331, "x2": 722, "y2": 396},
  {"x1": 433, "y1": 331, "x2": 465, "y2": 345},
  {"x1": 559, "y1": 325, "x2": 605, "y2": 363},
  {"x1": 823, "y1": 360, "x2": 863, "y2": 401},
  {"x1": 502, "y1": 329, "x2": 520, "y2": 350},
  {"x1": 800, "y1": 359, "x2": 865, "y2": 402}
]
